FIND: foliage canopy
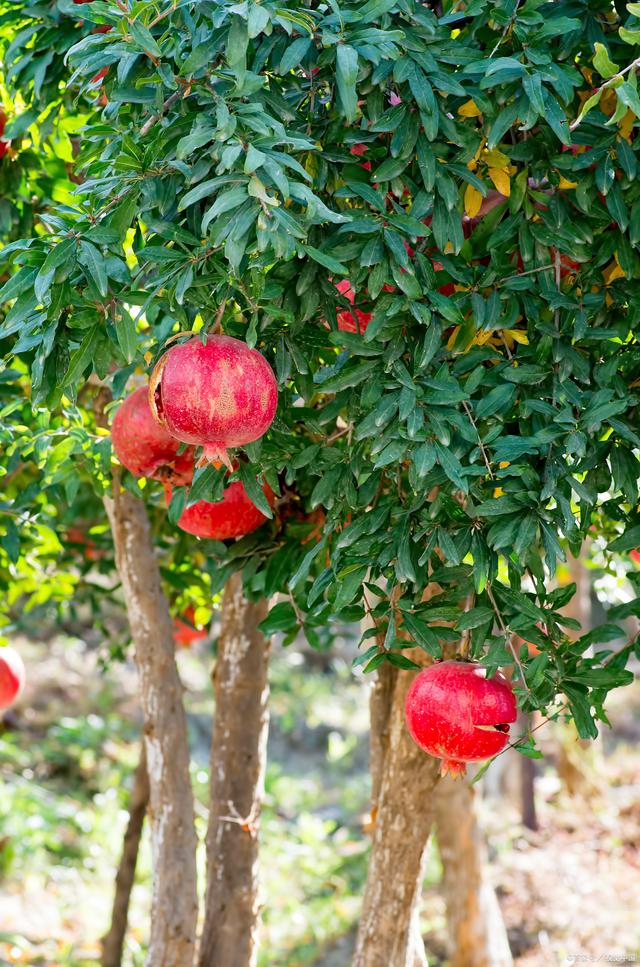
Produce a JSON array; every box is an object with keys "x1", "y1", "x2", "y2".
[{"x1": 2, "y1": 0, "x2": 640, "y2": 744}]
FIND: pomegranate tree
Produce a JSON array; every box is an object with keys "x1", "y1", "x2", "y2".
[
  {"x1": 111, "y1": 385, "x2": 194, "y2": 485},
  {"x1": 150, "y1": 334, "x2": 278, "y2": 469},
  {"x1": 165, "y1": 479, "x2": 274, "y2": 541},
  {"x1": 0, "y1": 647, "x2": 26, "y2": 710},
  {"x1": 405, "y1": 660, "x2": 517, "y2": 777}
]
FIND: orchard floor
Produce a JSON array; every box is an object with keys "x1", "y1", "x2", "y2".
[{"x1": 0, "y1": 631, "x2": 639, "y2": 967}]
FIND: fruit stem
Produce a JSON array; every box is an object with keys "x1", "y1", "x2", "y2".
[{"x1": 210, "y1": 290, "x2": 229, "y2": 335}]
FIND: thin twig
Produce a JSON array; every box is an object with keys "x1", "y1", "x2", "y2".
[
  {"x1": 140, "y1": 90, "x2": 182, "y2": 137},
  {"x1": 485, "y1": 583, "x2": 532, "y2": 695},
  {"x1": 570, "y1": 56, "x2": 640, "y2": 132},
  {"x1": 148, "y1": 3, "x2": 176, "y2": 29},
  {"x1": 462, "y1": 399, "x2": 494, "y2": 479},
  {"x1": 459, "y1": 591, "x2": 476, "y2": 658},
  {"x1": 210, "y1": 293, "x2": 227, "y2": 335},
  {"x1": 500, "y1": 265, "x2": 557, "y2": 284}
]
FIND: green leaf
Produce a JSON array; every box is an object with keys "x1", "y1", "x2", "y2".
[
  {"x1": 167, "y1": 485, "x2": 187, "y2": 524},
  {"x1": 227, "y1": 15, "x2": 249, "y2": 83},
  {"x1": 186, "y1": 463, "x2": 225, "y2": 507},
  {"x1": 573, "y1": 88, "x2": 603, "y2": 127},
  {"x1": 543, "y1": 91, "x2": 571, "y2": 145},
  {"x1": 336, "y1": 45, "x2": 359, "y2": 123},
  {"x1": 114, "y1": 310, "x2": 137, "y2": 363},
  {"x1": 353, "y1": 644, "x2": 383, "y2": 669},
  {"x1": 619, "y1": 25, "x2": 640, "y2": 44},
  {"x1": 0, "y1": 266, "x2": 37, "y2": 304},
  {"x1": 63, "y1": 326, "x2": 101, "y2": 389},
  {"x1": 302, "y1": 246, "x2": 348, "y2": 274},
  {"x1": 78, "y1": 241, "x2": 108, "y2": 298},
  {"x1": 386, "y1": 652, "x2": 420, "y2": 670},
  {"x1": 563, "y1": 685, "x2": 598, "y2": 738},
  {"x1": 593, "y1": 42, "x2": 619, "y2": 78},
  {"x1": 523, "y1": 71, "x2": 546, "y2": 115},
  {"x1": 129, "y1": 19, "x2": 162, "y2": 58},
  {"x1": 608, "y1": 525, "x2": 640, "y2": 554},
  {"x1": 401, "y1": 612, "x2": 441, "y2": 656},
  {"x1": 259, "y1": 601, "x2": 298, "y2": 635},
  {"x1": 238, "y1": 464, "x2": 274, "y2": 519},
  {"x1": 279, "y1": 37, "x2": 312, "y2": 74},
  {"x1": 334, "y1": 565, "x2": 367, "y2": 612}
]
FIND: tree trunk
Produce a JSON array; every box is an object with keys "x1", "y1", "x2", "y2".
[
  {"x1": 354, "y1": 655, "x2": 441, "y2": 967},
  {"x1": 102, "y1": 743, "x2": 150, "y2": 967},
  {"x1": 434, "y1": 777, "x2": 513, "y2": 967},
  {"x1": 104, "y1": 489, "x2": 198, "y2": 967},
  {"x1": 519, "y1": 712, "x2": 538, "y2": 831},
  {"x1": 198, "y1": 573, "x2": 270, "y2": 967}
]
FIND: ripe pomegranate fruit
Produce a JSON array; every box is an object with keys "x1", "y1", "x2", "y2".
[
  {"x1": 405, "y1": 660, "x2": 517, "y2": 777},
  {"x1": 91, "y1": 66, "x2": 110, "y2": 84},
  {"x1": 112, "y1": 386, "x2": 194, "y2": 485},
  {"x1": 0, "y1": 647, "x2": 26, "y2": 710},
  {"x1": 150, "y1": 334, "x2": 278, "y2": 469},
  {"x1": 165, "y1": 479, "x2": 274, "y2": 540},
  {"x1": 173, "y1": 605, "x2": 207, "y2": 648},
  {"x1": 334, "y1": 279, "x2": 373, "y2": 334}
]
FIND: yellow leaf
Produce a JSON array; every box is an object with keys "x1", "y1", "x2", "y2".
[
  {"x1": 493, "y1": 487, "x2": 505, "y2": 498},
  {"x1": 603, "y1": 255, "x2": 625, "y2": 284},
  {"x1": 488, "y1": 167, "x2": 511, "y2": 197},
  {"x1": 498, "y1": 461, "x2": 510, "y2": 469},
  {"x1": 619, "y1": 109, "x2": 634, "y2": 143},
  {"x1": 504, "y1": 329, "x2": 529, "y2": 345},
  {"x1": 458, "y1": 99, "x2": 482, "y2": 117},
  {"x1": 483, "y1": 147, "x2": 510, "y2": 167},
  {"x1": 559, "y1": 176, "x2": 577, "y2": 189},
  {"x1": 601, "y1": 88, "x2": 617, "y2": 116},
  {"x1": 446, "y1": 326, "x2": 460, "y2": 350},
  {"x1": 464, "y1": 183, "x2": 483, "y2": 217}
]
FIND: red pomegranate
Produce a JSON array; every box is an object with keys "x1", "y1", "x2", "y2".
[
  {"x1": 165, "y1": 479, "x2": 274, "y2": 540},
  {"x1": 173, "y1": 605, "x2": 208, "y2": 648},
  {"x1": 334, "y1": 280, "x2": 373, "y2": 334},
  {"x1": 150, "y1": 335, "x2": 278, "y2": 469},
  {"x1": 91, "y1": 66, "x2": 110, "y2": 84},
  {"x1": 405, "y1": 660, "x2": 517, "y2": 777},
  {"x1": 0, "y1": 647, "x2": 26, "y2": 710},
  {"x1": 112, "y1": 386, "x2": 194, "y2": 485}
]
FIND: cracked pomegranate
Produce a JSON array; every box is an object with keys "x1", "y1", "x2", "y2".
[
  {"x1": 165, "y1": 479, "x2": 274, "y2": 541},
  {"x1": 0, "y1": 647, "x2": 26, "y2": 710},
  {"x1": 112, "y1": 386, "x2": 194, "y2": 485},
  {"x1": 405, "y1": 660, "x2": 517, "y2": 777},
  {"x1": 150, "y1": 334, "x2": 277, "y2": 469}
]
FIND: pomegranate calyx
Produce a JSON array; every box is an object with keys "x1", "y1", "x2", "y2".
[
  {"x1": 440, "y1": 759, "x2": 467, "y2": 779},
  {"x1": 198, "y1": 444, "x2": 233, "y2": 471}
]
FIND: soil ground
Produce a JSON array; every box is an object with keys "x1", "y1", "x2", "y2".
[{"x1": 0, "y1": 633, "x2": 638, "y2": 967}]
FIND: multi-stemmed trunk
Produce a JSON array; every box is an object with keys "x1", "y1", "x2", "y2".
[
  {"x1": 354, "y1": 658, "x2": 441, "y2": 967},
  {"x1": 104, "y1": 488, "x2": 198, "y2": 967}
]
